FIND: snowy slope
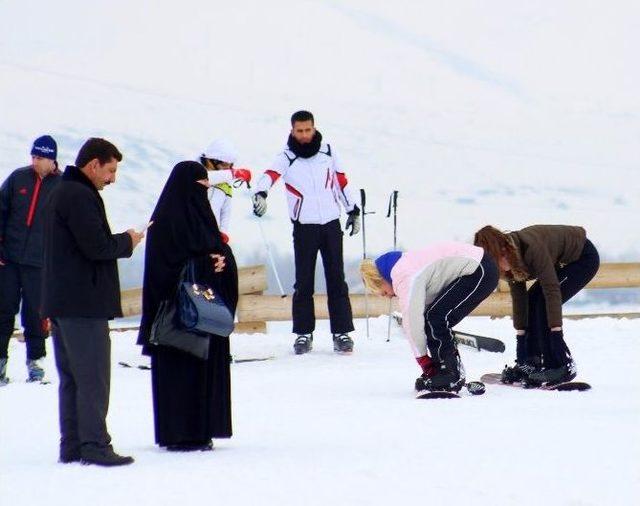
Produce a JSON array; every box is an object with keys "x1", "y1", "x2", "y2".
[
  {"x1": 1, "y1": 1, "x2": 639, "y2": 297},
  {"x1": 1, "y1": 316, "x2": 639, "y2": 505},
  {"x1": 1, "y1": 4, "x2": 639, "y2": 504}
]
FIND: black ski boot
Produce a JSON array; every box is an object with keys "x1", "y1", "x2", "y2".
[
  {"x1": 293, "y1": 334, "x2": 313, "y2": 355},
  {"x1": 333, "y1": 333, "x2": 354, "y2": 353},
  {"x1": 416, "y1": 353, "x2": 465, "y2": 393},
  {"x1": 529, "y1": 359, "x2": 577, "y2": 386}
]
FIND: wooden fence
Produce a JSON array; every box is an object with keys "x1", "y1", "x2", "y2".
[{"x1": 115, "y1": 262, "x2": 640, "y2": 334}]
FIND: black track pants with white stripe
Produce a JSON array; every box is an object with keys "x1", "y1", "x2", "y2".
[
  {"x1": 423, "y1": 253, "x2": 499, "y2": 363},
  {"x1": 524, "y1": 239, "x2": 600, "y2": 367}
]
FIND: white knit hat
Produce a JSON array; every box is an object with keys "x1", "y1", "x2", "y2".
[{"x1": 201, "y1": 138, "x2": 238, "y2": 164}]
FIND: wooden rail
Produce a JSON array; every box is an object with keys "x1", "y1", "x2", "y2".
[{"x1": 237, "y1": 262, "x2": 639, "y2": 323}]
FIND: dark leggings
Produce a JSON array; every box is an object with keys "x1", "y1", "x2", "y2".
[{"x1": 521, "y1": 239, "x2": 600, "y2": 367}]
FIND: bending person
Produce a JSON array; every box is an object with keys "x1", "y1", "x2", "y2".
[
  {"x1": 360, "y1": 242, "x2": 498, "y2": 393},
  {"x1": 473, "y1": 224, "x2": 599, "y2": 386}
]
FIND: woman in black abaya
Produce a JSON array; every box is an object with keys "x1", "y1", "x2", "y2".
[{"x1": 137, "y1": 161, "x2": 238, "y2": 451}]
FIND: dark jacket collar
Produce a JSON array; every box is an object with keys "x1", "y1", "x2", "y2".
[{"x1": 63, "y1": 165, "x2": 99, "y2": 195}]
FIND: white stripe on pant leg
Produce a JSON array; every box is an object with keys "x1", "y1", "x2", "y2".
[
  {"x1": 425, "y1": 278, "x2": 462, "y2": 363},
  {"x1": 444, "y1": 264, "x2": 486, "y2": 365},
  {"x1": 425, "y1": 263, "x2": 486, "y2": 363}
]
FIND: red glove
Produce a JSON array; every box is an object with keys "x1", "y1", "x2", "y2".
[
  {"x1": 220, "y1": 231, "x2": 230, "y2": 244},
  {"x1": 231, "y1": 168, "x2": 251, "y2": 184},
  {"x1": 416, "y1": 355, "x2": 437, "y2": 378}
]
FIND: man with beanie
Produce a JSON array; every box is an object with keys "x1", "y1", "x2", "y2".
[
  {"x1": 42, "y1": 138, "x2": 144, "y2": 466},
  {"x1": 252, "y1": 111, "x2": 360, "y2": 355},
  {"x1": 0, "y1": 135, "x2": 61, "y2": 385}
]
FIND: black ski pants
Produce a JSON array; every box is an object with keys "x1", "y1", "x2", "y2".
[
  {"x1": 292, "y1": 219, "x2": 354, "y2": 335},
  {"x1": 0, "y1": 262, "x2": 46, "y2": 360},
  {"x1": 423, "y1": 253, "x2": 499, "y2": 364},
  {"x1": 52, "y1": 318, "x2": 112, "y2": 451},
  {"x1": 521, "y1": 239, "x2": 600, "y2": 367}
]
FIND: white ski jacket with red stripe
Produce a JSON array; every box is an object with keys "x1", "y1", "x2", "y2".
[{"x1": 254, "y1": 143, "x2": 357, "y2": 224}]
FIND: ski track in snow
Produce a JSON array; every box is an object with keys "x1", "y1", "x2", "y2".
[{"x1": 1, "y1": 316, "x2": 638, "y2": 505}]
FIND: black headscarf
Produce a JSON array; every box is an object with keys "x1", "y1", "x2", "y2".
[
  {"x1": 137, "y1": 161, "x2": 224, "y2": 350},
  {"x1": 287, "y1": 130, "x2": 322, "y2": 158}
]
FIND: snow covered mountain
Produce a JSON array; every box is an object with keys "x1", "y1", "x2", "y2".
[{"x1": 1, "y1": 1, "x2": 638, "y2": 297}]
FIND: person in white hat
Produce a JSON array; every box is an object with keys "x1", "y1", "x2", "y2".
[{"x1": 199, "y1": 139, "x2": 251, "y2": 244}]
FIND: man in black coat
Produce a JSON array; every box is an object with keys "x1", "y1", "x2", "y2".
[
  {"x1": 42, "y1": 138, "x2": 144, "y2": 466},
  {"x1": 0, "y1": 135, "x2": 61, "y2": 385}
]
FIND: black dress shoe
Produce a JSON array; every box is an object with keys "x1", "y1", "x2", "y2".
[{"x1": 80, "y1": 444, "x2": 134, "y2": 466}]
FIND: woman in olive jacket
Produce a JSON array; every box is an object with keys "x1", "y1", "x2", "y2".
[{"x1": 473, "y1": 225, "x2": 599, "y2": 386}]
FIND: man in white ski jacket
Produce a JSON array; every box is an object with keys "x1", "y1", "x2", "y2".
[{"x1": 252, "y1": 110, "x2": 360, "y2": 355}]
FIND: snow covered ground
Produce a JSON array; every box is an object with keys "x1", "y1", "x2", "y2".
[
  {"x1": 1, "y1": 1, "x2": 639, "y2": 504},
  {"x1": 1, "y1": 316, "x2": 639, "y2": 505}
]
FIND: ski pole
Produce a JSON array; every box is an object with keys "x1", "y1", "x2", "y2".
[
  {"x1": 360, "y1": 189, "x2": 375, "y2": 338},
  {"x1": 256, "y1": 217, "x2": 286, "y2": 298},
  {"x1": 245, "y1": 181, "x2": 286, "y2": 298},
  {"x1": 386, "y1": 190, "x2": 398, "y2": 342}
]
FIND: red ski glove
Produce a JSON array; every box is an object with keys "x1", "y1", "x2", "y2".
[
  {"x1": 231, "y1": 168, "x2": 252, "y2": 184},
  {"x1": 416, "y1": 355, "x2": 437, "y2": 378}
]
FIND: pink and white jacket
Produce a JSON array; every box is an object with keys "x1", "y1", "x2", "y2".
[
  {"x1": 253, "y1": 142, "x2": 357, "y2": 224},
  {"x1": 390, "y1": 242, "x2": 484, "y2": 359}
]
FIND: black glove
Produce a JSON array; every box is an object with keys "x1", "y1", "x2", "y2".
[
  {"x1": 252, "y1": 191, "x2": 267, "y2": 217},
  {"x1": 345, "y1": 205, "x2": 361, "y2": 236}
]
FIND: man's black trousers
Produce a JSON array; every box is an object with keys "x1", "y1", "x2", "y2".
[
  {"x1": 292, "y1": 219, "x2": 354, "y2": 335},
  {"x1": 52, "y1": 318, "x2": 112, "y2": 450},
  {"x1": 0, "y1": 262, "x2": 46, "y2": 360}
]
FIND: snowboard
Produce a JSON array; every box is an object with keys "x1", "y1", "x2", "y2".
[
  {"x1": 391, "y1": 313, "x2": 506, "y2": 354},
  {"x1": 480, "y1": 373, "x2": 591, "y2": 392},
  {"x1": 453, "y1": 331, "x2": 506, "y2": 353},
  {"x1": 416, "y1": 381, "x2": 486, "y2": 399}
]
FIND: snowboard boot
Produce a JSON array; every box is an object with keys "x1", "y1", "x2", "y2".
[
  {"x1": 80, "y1": 444, "x2": 134, "y2": 467},
  {"x1": 0, "y1": 358, "x2": 8, "y2": 387},
  {"x1": 26, "y1": 358, "x2": 45, "y2": 383},
  {"x1": 416, "y1": 353, "x2": 465, "y2": 393},
  {"x1": 293, "y1": 333, "x2": 313, "y2": 355},
  {"x1": 501, "y1": 359, "x2": 540, "y2": 384},
  {"x1": 528, "y1": 359, "x2": 577, "y2": 387},
  {"x1": 333, "y1": 333, "x2": 354, "y2": 353}
]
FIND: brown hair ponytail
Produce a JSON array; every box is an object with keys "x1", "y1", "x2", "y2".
[{"x1": 473, "y1": 225, "x2": 528, "y2": 281}]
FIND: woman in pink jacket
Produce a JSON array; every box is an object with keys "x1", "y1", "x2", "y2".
[{"x1": 360, "y1": 242, "x2": 498, "y2": 393}]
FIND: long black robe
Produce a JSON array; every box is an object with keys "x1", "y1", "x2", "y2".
[{"x1": 137, "y1": 161, "x2": 238, "y2": 446}]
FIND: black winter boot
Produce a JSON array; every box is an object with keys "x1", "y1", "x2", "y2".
[
  {"x1": 80, "y1": 444, "x2": 134, "y2": 467},
  {"x1": 501, "y1": 358, "x2": 541, "y2": 384},
  {"x1": 416, "y1": 353, "x2": 465, "y2": 392},
  {"x1": 332, "y1": 333, "x2": 353, "y2": 353},
  {"x1": 529, "y1": 359, "x2": 577, "y2": 386},
  {"x1": 293, "y1": 334, "x2": 313, "y2": 355}
]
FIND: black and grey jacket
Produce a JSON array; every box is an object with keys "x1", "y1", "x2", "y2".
[{"x1": 0, "y1": 165, "x2": 61, "y2": 266}]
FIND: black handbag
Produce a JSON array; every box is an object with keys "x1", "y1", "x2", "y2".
[
  {"x1": 149, "y1": 299, "x2": 210, "y2": 360},
  {"x1": 177, "y1": 260, "x2": 235, "y2": 337}
]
